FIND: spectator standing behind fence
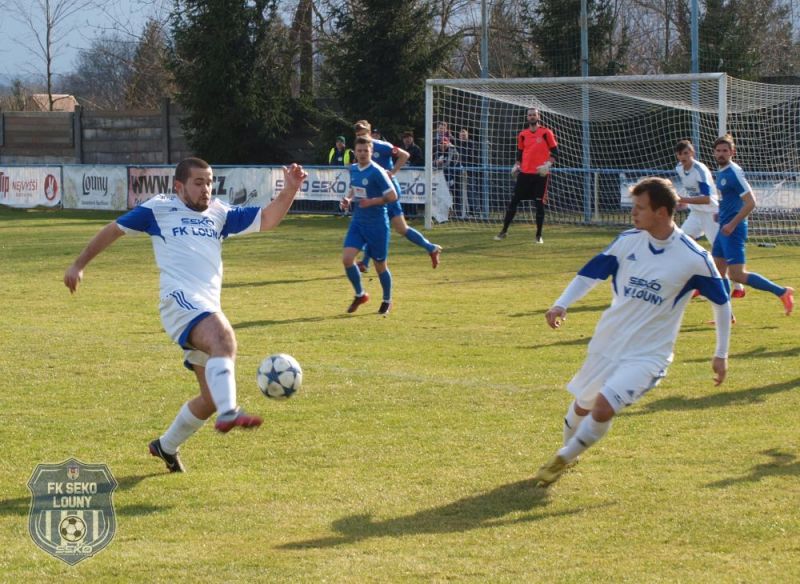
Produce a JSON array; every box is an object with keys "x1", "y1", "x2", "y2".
[
  {"x1": 402, "y1": 131, "x2": 424, "y2": 166},
  {"x1": 328, "y1": 136, "x2": 354, "y2": 166},
  {"x1": 434, "y1": 136, "x2": 463, "y2": 218},
  {"x1": 434, "y1": 121, "x2": 452, "y2": 148},
  {"x1": 455, "y1": 128, "x2": 480, "y2": 216},
  {"x1": 495, "y1": 108, "x2": 557, "y2": 244}
]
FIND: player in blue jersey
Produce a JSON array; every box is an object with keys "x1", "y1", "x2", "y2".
[
  {"x1": 352, "y1": 120, "x2": 442, "y2": 272},
  {"x1": 64, "y1": 157, "x2": 309, "y2": 472},
  {"x1": 674, "y1": 139, "x2": 745, "y2": 304},
  {"x1": 533, "y1": 177, "x2": 732, "y2": 487},
  {"x1": 711, "y1": 134, "x2": 793, "y2": 316},
  {"x1": 340, "y1": 135, "x2": 398, "y2": 315}
]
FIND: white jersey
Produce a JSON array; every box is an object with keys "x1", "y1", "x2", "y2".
[
  {"x1": 560, "y1": 227, "x2": 728, "y2": 367},
  {"x1": 116, "y1": 195, "x2": 261, "y2": 308},
  {"x1": 675, "y1": 160, "x2": 718, "y2": 213}
]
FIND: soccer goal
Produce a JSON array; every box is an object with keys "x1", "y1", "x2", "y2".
[{"x1": 424, "y1": 74, "x2": 800, "y2": 246}]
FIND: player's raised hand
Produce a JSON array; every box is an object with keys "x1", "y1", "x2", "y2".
[
  {"x1": 282, "y1": 163, "x2": 308, "y2": 192},
  {"x1": 712, "y1": 356, "x2": 727, "y2": 386},
  {"x1": 64, "y1": 265, "x2": 83, "y2": 294},
  {"x1": 545, "y1": 306, "x2": 567, "y2": 329}
]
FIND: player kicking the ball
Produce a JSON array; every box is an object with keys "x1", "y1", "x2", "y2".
[
  {"x1": 534, "y1": 177, "x2": 732, "y2": 487},
  {"x1": 64, "y1": 157, "x2": 308, "y2": 472}
]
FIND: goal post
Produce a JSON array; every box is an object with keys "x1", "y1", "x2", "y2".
[{"x1": 424, "y1": 74, "x2": 800, "y2": 246}]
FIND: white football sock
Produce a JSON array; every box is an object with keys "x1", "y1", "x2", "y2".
[
  {"x1": 563, "y1": 400, "x2": 587, "y2": 445},
  {"x1": 160, "y1": 402, "x2": 205, "y2": 454},
  {"x1": 204, "y1": 357, "x2": 237, "y2": 414},
  {"x1": 558, "y1": 415, "x2": 612, "y2": 462}
]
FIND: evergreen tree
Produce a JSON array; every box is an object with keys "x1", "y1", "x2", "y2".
[
  {"x1": 526, "y1": 0, "x2": 628, "y2": 76},
  {"x1": 320, "y1": 0, "x2": 456, "y2": 142},
  {"x1": 127, "y1": 20, "x2": 175, "y2": 110},
  {"x1": 169, "y1": 0, "x2": 294, "y2": 163}
]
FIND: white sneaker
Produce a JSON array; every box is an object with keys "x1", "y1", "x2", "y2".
[
  {"x1": 494, "y1": 232, "x2": 507, "y2": 241},
  {"x1": 535, "y1": 236, "x2": 544, "y2": 244}
]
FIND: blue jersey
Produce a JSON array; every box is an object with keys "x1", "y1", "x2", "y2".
[
  {"x1": 349, "y1": 161, "x2": 394, "y2": 225},
  {"x1": 715, "y1": 161, "x2": 752, "y2": 226},
  {"x1": 370, "y1": 139, "x2": 397, "y2": 170}
]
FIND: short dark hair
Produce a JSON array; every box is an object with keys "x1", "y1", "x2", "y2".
[
  {"x1": 402, "y1": 131, "x2": 414, "y2": 138},
  {"x1": 630, "y1": 177, "x2": 678, "y2": 216},
  {"x1": 714, "y1": 133, "x2": 735, "y2": 150},
  {"x1": 175, "y1": 157, "x2": 210, "y2": 184},
  {"x1": 674, "y1": 139, "x2": 694, "y2": 154},
  {"x1": 354, "y1": 135, "x2": 372, "y2": 147}
]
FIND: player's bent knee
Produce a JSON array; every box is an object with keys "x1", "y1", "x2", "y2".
[{"x1": 592, "y1": 395, "x2": 616, "y2": 422}]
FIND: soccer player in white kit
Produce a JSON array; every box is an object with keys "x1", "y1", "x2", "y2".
[
  {"x1": 64, "y1": 158, "x2": 308, "y2": 472},
  {"x1": 674, "y1": 139, "x2": 744, "y2": 298},
  {"x1": 533, "y1": 177, "x2": 732, "y2": 487}
]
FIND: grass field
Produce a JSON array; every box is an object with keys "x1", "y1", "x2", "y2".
[{"x1": 1, "y1": 206, "x2": 799, "y2": 582}]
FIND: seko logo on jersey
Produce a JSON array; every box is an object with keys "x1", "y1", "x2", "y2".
[
  {"x1": 624, "y1": 276, "x2": 664, "y2": 305},
  {"x1": 171, "y1": 217, "x2": 220, "y2": 239}
]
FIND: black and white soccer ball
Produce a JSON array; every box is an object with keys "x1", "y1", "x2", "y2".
[
  {"x1": 257, "y1": 353, "x2": 302, "y2": 399},
  {"x1": 59, "y1": 515, "x2": 86, "y2": 542}
]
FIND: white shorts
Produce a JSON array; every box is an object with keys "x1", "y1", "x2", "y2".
[
  {"x1": 567, "y1": 353, "x2": 667, "y2": 413},
  {"x1": 159, "y1": 290, "x2": 216, "y2": 370},
  {"x1": 681, "y1": 211, "x2": 719, "y2": 244}
]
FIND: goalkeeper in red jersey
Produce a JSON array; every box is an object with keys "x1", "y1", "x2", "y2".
[{"x1": 495, "y1": 108, "x2": 557, "y2": 244}]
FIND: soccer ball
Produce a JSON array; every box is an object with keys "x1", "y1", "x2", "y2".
[
  {"x1": 257, "y1": 353, "x2": 302, "y2": 399},
  {"x1": 59, "y1": 515, "x2": 86, "y2": 542}
]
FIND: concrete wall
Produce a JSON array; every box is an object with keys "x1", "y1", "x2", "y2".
[{"x1": 0, "y1": 99, "x2": 193, "y2": 164}]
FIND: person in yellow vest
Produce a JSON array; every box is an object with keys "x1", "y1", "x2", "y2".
[{"x1": 328, "y1": 136, "x2": 354, "y2": 165}]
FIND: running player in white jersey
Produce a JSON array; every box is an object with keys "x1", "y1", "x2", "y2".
[
  {"x1": 674, "y1": 139, "x2": 745, "y2": 299},
  {"x1": 533, "y1": 177, "x2": 732, "y2": 487},
  {"x1": 64, "y1": 157, "x2": 308, "y2": 472}
]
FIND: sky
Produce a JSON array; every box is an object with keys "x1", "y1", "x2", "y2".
[{"x1": 0, "y1": 0, "x2": 169, "y2": 86}]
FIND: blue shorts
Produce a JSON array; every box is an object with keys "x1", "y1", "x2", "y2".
[
  {"x1": 387, "y1": 200, "x2": 404, "y2": 219},
  {"x1": 712, "y1": 222, "x2": 747, "y2": 265},
  {"x1": 344, "y1": 221, "x2": 390, "y2": 262}
]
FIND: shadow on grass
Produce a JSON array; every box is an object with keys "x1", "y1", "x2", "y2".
[
  {"x1": 0, "y1": 472, "x2": 168, "y2": 517},
  {"x1": 679, "y1": 345, "x2": 800, "y2": 364},
  {"x1": 627, "y1": 377, "x2": 800, "y2": 416},
  {"x1": 510, "y1": 303, "x2": 606, "y2": 319},
  {"x1": 224, "y1": 275, "x2": 341, "y2": 289},
  {"x1": 706, "y1": 449, "x2": 800, "y2": 488},
  {"x1": 278, "y1": 478, "x2": 609, "y2": 549},
  {"x1": 234, "y1": 312, "x2": 368, "y2": 329}
]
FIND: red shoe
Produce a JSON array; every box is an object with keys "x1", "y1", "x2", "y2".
[
  {"x1": 429, "y1": 245, "x2": 442, "y2": 269},
  {"x1": 780, "y1": 287, "x2": 794, "y2": 316},
  {"x1": 347, "y1": 292, "x2": 370, "y2": 313},
  {"x1": 356, "y1": 261, "x2": 368, "y2": 273},
  {"x1": 692, "y1": 290, "x2": 701, "y2": 299},
  {"x1": 731, "y1": 288, "x2": 746, "y2": 299},
  {"x1": 214, "y1": 408, "x2": 262, "y2": 433}
]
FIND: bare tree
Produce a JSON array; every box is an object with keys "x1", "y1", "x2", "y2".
[{"x1": 4, "y1": 0, "x2": 101, "y2": 110}]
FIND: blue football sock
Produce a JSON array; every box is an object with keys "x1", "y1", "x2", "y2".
[
  {"x1": 345, "y1": 265, "x2": 364, "y2": 295},
  {"x1": 378, "y1": 269, "x2": 392, "y2": 302},
  {"x1": 745, "y1": 272, "x2": 785, "y2": 296},
  {"x1": 404, "y1": 227, "x2": 436, "y2": 253}
]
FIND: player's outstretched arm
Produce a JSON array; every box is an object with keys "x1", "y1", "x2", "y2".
[
  {"x1": 545, "y1": 306, "x2": 567, "y2": 329},
  {"x1": 260, "y1": 164, "x2": 308, "y2": 232},
  {"x1": 391, "y1": 147, "x2": 410, "y2": 175},
  {"x1": 64, "y1": 222, "x2": 126, "y2": 293}
]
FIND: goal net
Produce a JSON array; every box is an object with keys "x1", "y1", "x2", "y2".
[{"x1": 424, "y1": 74, "x2": 800, "y2": 246}]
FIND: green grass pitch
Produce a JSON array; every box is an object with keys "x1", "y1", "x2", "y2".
[{"x1": 1, "y1": 207, "x2": 798, "y2": 582}]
